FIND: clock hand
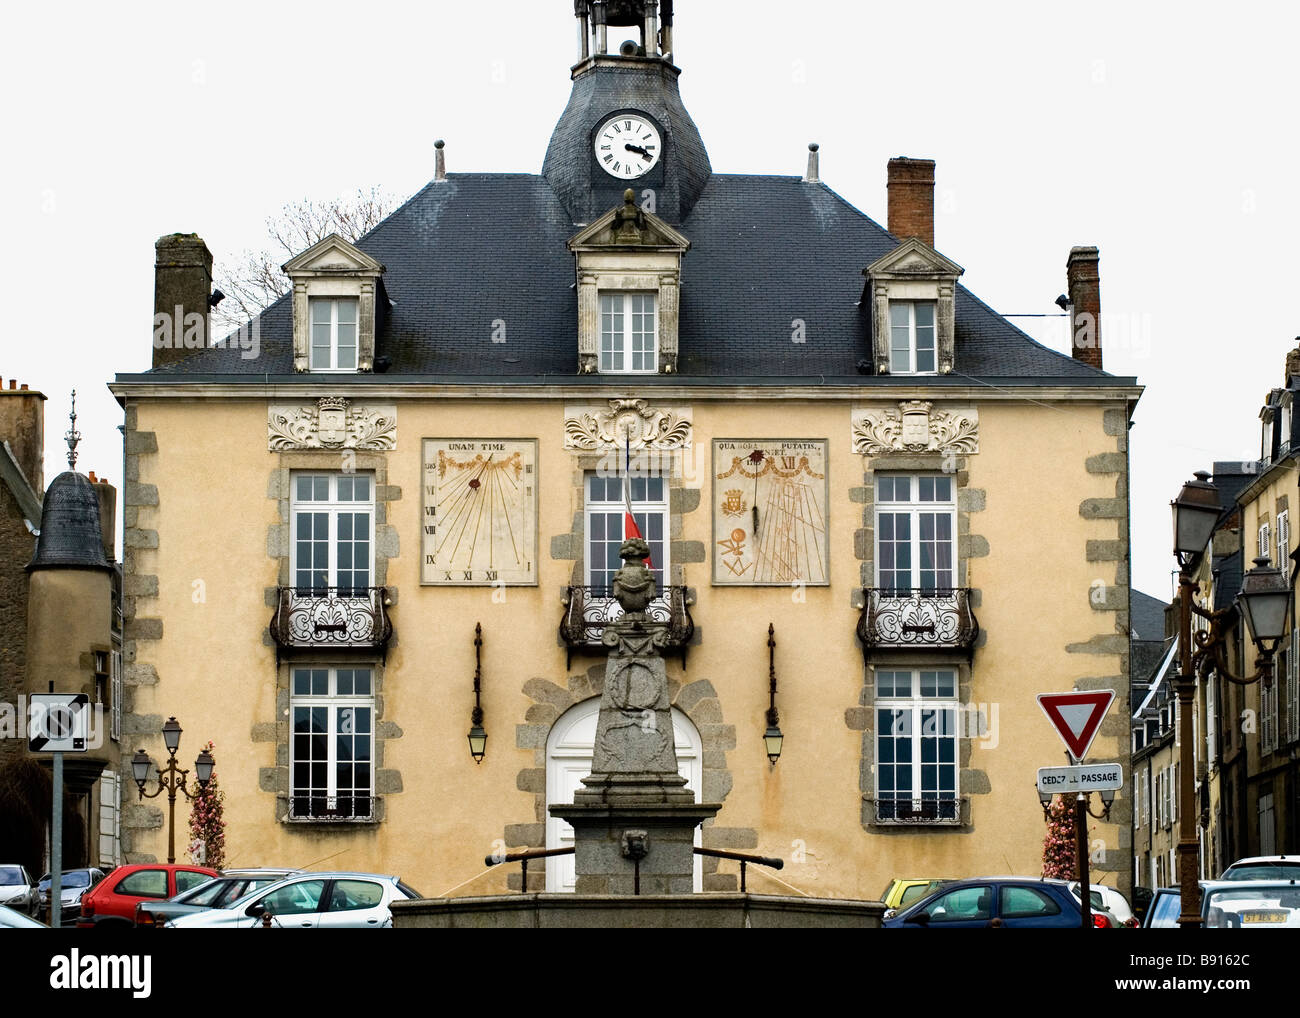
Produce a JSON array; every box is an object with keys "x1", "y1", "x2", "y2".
[{"x1": 624, "y1": 143, "x2": 651, "y2": 158}]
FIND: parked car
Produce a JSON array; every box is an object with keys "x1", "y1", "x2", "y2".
[
  {"x1": 0, "y1": 904, "x2": 47, "y2": 929},
  {"x1": 1143, "y1": 886, "x2": 1182, "y2": 928},
  {"x1": 1202, "y1": 878, "x2": 1300, "y2": 927},
  {"x1": 0, "y1": 865, "x2": 38, "y2": 918},
  {"x1": 135, "y1": 868, "x2": 301, "y2": 927},
  {"x1": 1218, "y1": 856, "x2": 1300, "y2": 881},
  {"x1": 880, "y1": 878, "x2": 954, "y2": 911},
  {"x1": 76, "y1": 863, "x2": 218, "y2": 928},
  {"x1": 166, "y1": 872, "x2": 422, "y2": 928},
  {"x1": 1068, "y1": 881, "x2": 1135, "y2": 925},
  {"x1": 883, "y1": 877, "x2": 1087, "y2": 928},
  {"x1": 37, "y1": 868, "x2": 106, "y2": 925}
]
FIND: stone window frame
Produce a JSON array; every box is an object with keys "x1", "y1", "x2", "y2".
[
  {"x1": 257, "y1": 449, "x2": 402, "y2": 828},
  {"x1": 847, "y1": 450, "x2": 989, "y2": 832},
  {"x1": 864, "y1": 239, "x2": 963, "y2": 377}
]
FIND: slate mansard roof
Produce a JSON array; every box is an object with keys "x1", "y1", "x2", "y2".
[{"x1": 142, "y1": 172, "x2": 1130, "y2": 386}]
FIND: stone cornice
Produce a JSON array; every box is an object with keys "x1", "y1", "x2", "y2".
[{"x1": 110, "y1": 379, "x2": 1144, "y2": 404}]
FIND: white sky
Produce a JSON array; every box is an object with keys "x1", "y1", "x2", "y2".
[{"x1": 2, "y1": 0, "x2": 1297, "y2": 603}]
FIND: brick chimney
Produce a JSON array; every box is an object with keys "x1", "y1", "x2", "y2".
[
  {"x1": 153, "y1": 233, "x2": 213, "y2": 369},
  {"x1": 1066, "y1": 246, "x2": 1102, "y2": 370},
  {"x1": 0, "y1": 379, "x2": 46, "y2": 493},
  {"x1": 887, "y1": 157, "x2": 935, "y2": 248}
]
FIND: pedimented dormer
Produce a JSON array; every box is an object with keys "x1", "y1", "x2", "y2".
[
  {"x1": 569, "y1": 190, "x2": 691, "y2": 374},
  {"x1": 283, "y1": 234, "x2": 388, "y2": 373},
  {"x1": 864, "y1": 239, "x2": 964, "y2": 376}
]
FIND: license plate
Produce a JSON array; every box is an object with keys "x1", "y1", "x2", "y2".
[{"x1": 1242, "y1": 911, "x2": 1288, "y2": 924}]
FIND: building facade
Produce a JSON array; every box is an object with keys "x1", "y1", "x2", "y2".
[{"x1": 110, "y1": 3, "x2": 1141, "y2": 900}]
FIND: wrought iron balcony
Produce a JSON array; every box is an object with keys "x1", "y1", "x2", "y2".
[
  {"x1": 871, "y1": 797, "x2": 967, "y2": 826},
  {"x1": 560, "y1": 585, "x2": 694, "y2": 667},
  {"x1": 270, "y1": 586, "x2": 393, "y2": 661},
  {"x1": 288, "y1": 794, "x2": 373, "y2": 823},
  {"x1": 857, "y1": 587, "x2": 979, "y2": 661}
]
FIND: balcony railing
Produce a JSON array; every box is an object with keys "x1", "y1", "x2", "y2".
[
  {"x1": 857, "y1": 587, "x2": 978, "y2": 661},
  {"x1": 560, "y1": 585, "x2": 694, "y2": 667},
  {"x1": 871, "y1": 797, "x2": 967, "y2": 826},
  {"x1": 270, "y1": 586, "x2": 393, "y2": 661},
  {"x1": 288, "y1": 793, "x2": 374, "y2": 823}
]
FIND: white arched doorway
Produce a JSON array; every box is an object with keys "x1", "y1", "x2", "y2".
[{"x1": 545, "y1": 698, "x2": 703, "y2": 892}]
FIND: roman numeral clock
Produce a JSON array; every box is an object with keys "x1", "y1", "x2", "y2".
[
  {"x1": 420, "y1": 439, "x2": 538, "y2": 585},
  {"x1": 593, "y1": 112, "x2": 662, "y2": 180}
]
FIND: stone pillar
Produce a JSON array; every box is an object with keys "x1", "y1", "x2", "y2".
[
  {"x1": 873, "y1": 281, "x2": 891, "y2": 374},
  {"x1": 358, "y1": 281, "x2": 376, "y2": 373},
  {"x1": 657, "y1": 274, "x2": 678, "y2": 374},
  {"x1": 937, "y1": 282, "x2": 955, "y2": 374},
  {"x1": 550, "y1": 539, "x2": 719, "y2": 894},
  {"x1": 644, "y1": 0, "x2": 658, "y2": 56},
  {"x1": 292, "y1": 282, "x2": 310, "y2": 372},
  {"x1": 577, "y1": 273, "x2": 599, "y2": 374}
]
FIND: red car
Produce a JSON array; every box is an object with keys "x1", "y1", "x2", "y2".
[{"x1": 77, "y1": 864, "x2": 218, "y2": 928}]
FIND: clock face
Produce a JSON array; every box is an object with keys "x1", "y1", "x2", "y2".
[
  {"x1": 420, "y1": 439, "x2": 538, "y2": 585},
  {"x1": 593, "y1": 113, "x2": 662, "y2": 179}
]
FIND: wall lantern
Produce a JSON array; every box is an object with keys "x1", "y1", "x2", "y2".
[
  {"x1": 763, "y1": 623, "x2": 783, "y2": 766},
  {"x1": 468, "y1": 623, "x2": 487, "y2": 764}
]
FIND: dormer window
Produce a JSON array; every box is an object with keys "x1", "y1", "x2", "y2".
[
  {"x1": 889, "y1": 301, "x2": 937, "y2": 374},
  {"x1": 310, "y1": 298, "x2": 359, "y2": 371},
  {"x1": 600, "y1": 293, "x2": 657, "y2": 372},
  {"x1": 864, "y1": 239, "x2": 964, "y2": 377},
  {"x1": 282, "y1": 234, "x2": 388, "y2": 374},
  {"x1": 568, "y1": 190, "x2": 689, "y2": 375}
]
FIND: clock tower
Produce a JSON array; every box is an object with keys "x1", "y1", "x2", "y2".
[{"x1": 543, "y1": 1, "x2": 711, "y2": 225}]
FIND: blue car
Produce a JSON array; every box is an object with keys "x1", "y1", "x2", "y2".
[{"x1": 883, "y1": 877, "x2": 1086, "y2": 928}]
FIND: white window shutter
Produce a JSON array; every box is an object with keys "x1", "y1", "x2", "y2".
[{"x1": 110, "y1": 649, "x2": 122, "y2": 742}]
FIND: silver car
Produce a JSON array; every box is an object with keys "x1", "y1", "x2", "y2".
[
  {"x1": 38, "y1": 868, "x2": 106, "y2": 924},
  {"x1": 0, "y1": 866, "x2": 37, "y2": 918},
  {"x1": 166, "y1": 871, "x2": 421, "y2": 928}
]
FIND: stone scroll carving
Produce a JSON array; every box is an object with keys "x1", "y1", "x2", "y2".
[
  {"x1": 563, "y1": 399, "x2": 692, "y2": 451},
  {"x1": 852, "y1": 401, "x2": 979, "y2": 456},
  {"x1": 268, "y1": 397, "x2": 397, "y2": 451}
]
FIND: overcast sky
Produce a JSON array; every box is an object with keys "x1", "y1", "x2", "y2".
[{"x1": 3, "y1": 0, "x2": 1297, "y2": 603}]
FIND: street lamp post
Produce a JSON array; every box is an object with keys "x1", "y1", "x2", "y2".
[
  {"x1": 131, "y1": 716, "x2": 214, "y2": 864},
  {"x1": 1170, "y1": 472, "x2": 1296, "y2": 927}
]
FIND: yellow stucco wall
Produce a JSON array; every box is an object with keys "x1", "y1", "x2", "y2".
[{"x1": 120, "y1": 391, "x2": 1132, "y2": 899}]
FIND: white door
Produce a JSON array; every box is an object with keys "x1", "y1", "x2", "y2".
[{"x1": 546, "y1": 698, "x2": 702, "y2": 892}]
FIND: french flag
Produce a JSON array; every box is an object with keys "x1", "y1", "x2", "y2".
[{"x1": 623, "y1": 435, "x2": 652, "y2": 566}]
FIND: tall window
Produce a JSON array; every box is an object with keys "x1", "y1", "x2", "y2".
[
  {"x1": 309, "y1": 298, "x2": 358, "y2": 371},
  {"x1": 875, "y1": 474, "x2": 955, "y2": 591},
  {"x1": 600, "y1": 293, "x2": 656, "y2": 373},
  {"x1": 889, "y1": 301, "x2": 936, "y2": 374},
  {"x1": 875, "y1": 667, "x2": 960, "y2": 822},
  {"x1": 292, "y1": 474, "x2": 373, "y2": 595},
  {"x1": 585, "y1": 472, "x2": 667, "y2": 592},
  {"x1": 291, "y1": 667, "x2": 374, "y2": 820}
]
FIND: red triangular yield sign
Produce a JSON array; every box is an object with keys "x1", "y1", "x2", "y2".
[{"x1": 1037, "y1": 690, "x2": 1115, "y2": 762}]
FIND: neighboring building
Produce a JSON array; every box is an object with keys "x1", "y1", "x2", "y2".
[
  {"x1": 1129, "y1": 588, "x2": 1173, "y2": 889},
  {"x1": 0, "y1": 382, "x2": 124, "y2": 875},
  {"x1": 109, "y1": 3, "x2": 1142, "y2": 899},
  {"x1": 1232, "y1": 347, "x2": 1300, "y2": 860}
]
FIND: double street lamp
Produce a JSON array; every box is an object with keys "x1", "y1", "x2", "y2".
[
  {"x1": 131, "y1": 716, "x2": 214, "y2": 865},
  {"x1": 1170, "y1": 472, "x2": 1295, "y2": 927}
]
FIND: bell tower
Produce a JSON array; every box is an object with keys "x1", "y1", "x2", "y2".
[{"x1": 544, "y1": 1, "x2": 710, "y2": 225}]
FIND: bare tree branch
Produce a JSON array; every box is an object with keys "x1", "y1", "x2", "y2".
[{"x1": 211, "y1": 186, "x2": 404, "y2": 336}]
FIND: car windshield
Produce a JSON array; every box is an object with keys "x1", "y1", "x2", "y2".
[
  {"x1": 0, "y1": 867, "x2": 25, "y2": 884},
  {"x1": 38, "y1": 871, "x2": 91, "y2": 889},
  {"x1": 177, "y1": 878, "x2": 225, "y2": 905},
  {"x1": 1204, "y1": 885, "x2": 1300, "y2": 927},
  {"x1": 1222, "y1": 862, "x2": 1300, "y2": 880}
]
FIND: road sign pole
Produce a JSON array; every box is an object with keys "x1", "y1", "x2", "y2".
[
  {"x1": 51, "y1": 750, "x2": 62, "y2": 929},
  {"x1": 1075, "y1": 790, "x2": 1090, "y2": 930}
]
